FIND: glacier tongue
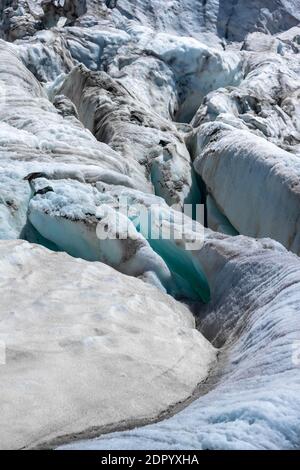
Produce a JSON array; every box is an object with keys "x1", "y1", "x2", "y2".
[{"x1": 0, "y1": 0, "x2": 300, "y2": 451}]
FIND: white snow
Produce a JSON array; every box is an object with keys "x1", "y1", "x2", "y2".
[
  {"x1": 59, "y1": 234, "x2": 300, "y2": 450},
  {"x1": 0, "y1": 239, "x2": 215, "y2": 450},
  {"x1": 194, "y1": 122, "x2": 300, "y2": 255},
  {"x1": 58, "y1": 63, "x2": 199, "y2": 206},
  {"x1": 142, "y1": 32, "x2": 243, "y2": 122},
  {"x1": 0, "y1": 0, "x2": 300, "y2": 452}
]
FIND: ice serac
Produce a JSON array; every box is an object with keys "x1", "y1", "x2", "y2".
[
  {"x1": 189, "y1": 24, "x2": 300, "y2": 246},
  {"x1": 103, "y1": 0, "x2": 300, "y2": 43},
  {"x1": 193, "y1": 122, "x2": 300, "y2": 255},
  {"x1": 60, "y1": 234, "x2": 300, "y2": 450},
  {"x1": 58, "y1": 64, "x2": 200, "y2": 207},
  {"x1": 141, "y1": 32, "x2": 242, "y2": 123},
  {"x1": 0, "y1": 40, "x2": 211, "y2": 302},
  {"x1": 26, "y1": 176, "x2": 210, "y2": 302},
  {"x1": 2, "y1": 1, "x2": 299, "y2": 45},
  {"x1": 0, "y1": 240, "x2": 215, "y2": 450},
  {"x1": 0, "y1": 39, "x2": 139, "y2": 239},
  {"x1": 192, "y1": 45, "x2": 300, "y2": 151}
]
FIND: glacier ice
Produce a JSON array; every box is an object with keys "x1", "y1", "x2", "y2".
[
  {"x1": 194, "y1": 122, "x2": 300, "y2": 255},
  {"x1": 0, "y1": 0, "x2": 300, "y2": 452},
  {"x1": 58, "y1": 64, "x2": 200, "y2": 206},
  {"x1": 0, "y1": 239, "x2": 216, "y2": 449},
  {"x1": 26, "y1": 176, "x2": 210, "y2": 301},
  {"x1": 60, "y1": 234, "x2": 300, "y2": 450},
  {"x1": 192, "y1": 46, "x2": 300, "y2": 150}
]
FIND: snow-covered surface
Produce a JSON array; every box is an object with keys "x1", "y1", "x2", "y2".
[
  {"x1": 58, "y1": 64, "x2": 198, "y2": 206},
  {"x1": 60, "y1": 234, "x2": 300, "y2": 450},
  {"x1": 194, "y1": 122, "x2": 300, "y2": 255},
  {"x1": 0, "y1": 0, "x2": 300, "y2": 451},
  {"x1": 26, "y1": 178, "x2": 210, "y2": 301},
  {"x1": 0, "y1": 239, "x2": 215, "y2": 450}
]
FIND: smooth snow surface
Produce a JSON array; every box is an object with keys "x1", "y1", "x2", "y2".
[
  {"x1": 60, "y1": 234, "x2": 300, "y2": 450},
  {"x1": 0, "y1": 240, "x2": 215, "y2": 450}
]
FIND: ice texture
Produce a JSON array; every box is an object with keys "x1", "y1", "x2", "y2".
[
  {"x1": 194, "y1": 122, "x2": 300, "y2": 255},
  {"x1": 0, "y1": 239, "x2": 215, "y2": 449},
  {"x1": 0, "y1": 0, "x2": 300, "y2": 451},
  {"x1": 60, "y1": 234, "x2": 300, "y2": 450}
]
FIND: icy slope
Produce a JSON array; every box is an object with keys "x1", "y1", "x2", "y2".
[
  {"x1": 60, "y1": 234, "x2": 300, "y2": 450},
  {"x1": 190, "y1": 27, "x2": 300, "y2": 248},
  {"x1": 0, "y1": 39, "x2": 212, "y2": 301},
  {"x1": 58, "y1": 64, "x2": 199, "y2": 206},
  {"x1": 0, "y1": 0, "x2": 300, "y2": 452},
  {"x1": 90, "y1": 0, "x2": 300, "y2": 44},
  {"x1": 0, "y1": 39, "x2": 142, "y2": 240},
  {"x1": 0, "y1": 240, "x2": 215, "y2": 450},
  {"x1": 192, "y1": 48, "x2": 300, "y2": 150},
  {"x1": 193, "y1": 122, "x2": 300, "y2": 255}
]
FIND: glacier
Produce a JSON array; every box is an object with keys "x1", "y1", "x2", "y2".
[
  {"x1": 0, "y1": 0, "x2": 299, "y2": 451},
  {"x1": 0, "y1": 239, "x2": 215, "y2": 449},
  {"x1": 60, "y1": 234, "x2": 300, "y2": 450}
]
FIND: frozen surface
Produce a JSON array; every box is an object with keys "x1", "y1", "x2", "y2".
[
  {"x1": 194, "y1": 122, "x2": 300, "y2": 255},
  {"x1": 0, "y1": 0, "x2": 300, "y2": 452},
  {"x1": 58, "y1": 64, "x2": 199, "y2": 206},
  {"x1": 0, "y1": 240, "x2": 215, "y2": 449},
  {"x1": 60, "y1": 234, "x2": 300, "y2": 450}
]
